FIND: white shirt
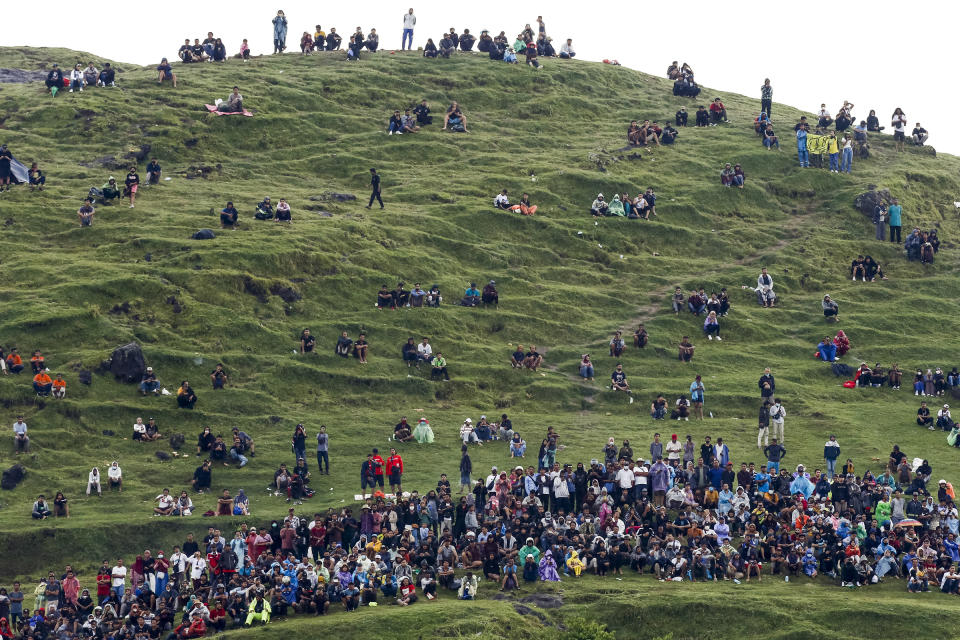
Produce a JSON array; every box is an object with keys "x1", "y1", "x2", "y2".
[
  {"x1": 770, "y1": 404, "x2": 786, "y2": 423},
  {"x1": 417, "y1": 343, "x2": 432, "y2": 358},
  {"x1": 88, "y1": 469, "x2": 100, "y2": 484},
  {"x1": 133, "y1": 422, "x2": 146, "y2": 435},
  {"x1": 616, "y1": 468, "x2": 634, "y2": 489},
  {"x1": 403, "y1": 12, "x2": 416, "y2": 28},
  {"x1": 561, "y1": 42, "x2": 575, "y2": 55},
  {"x1": 634, "y1": 465, "x2": 649, "y2": 486},
  {"x1": 188, "y1": 556, "x2": 207, "y2": 579},
  {"x1": 156, "y1": 493, "x2": 174, "y2": 509},
  {"x1": 494, "y1": 193, "x2": 509, "y2": 207},
  {"x1": 169, "y1": 552, "x2": 188, "y2": 573},
  {"x1": 111, "y1": 565, "x2": 127, "y2": 587},
  {"x1": 757, "y1": 273, "x2": 773, "y2": 290},
  {"x1": 666, "y1": 441, "x2": 683, "y2": 460},
  {"x1": 108, "y1": 465, "x2": 122, "y2": 480}
]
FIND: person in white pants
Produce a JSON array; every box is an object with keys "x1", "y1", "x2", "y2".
[
  {"x1": 769, "y1": 399, "x2": 786, "y2": 443},
  {"x1": 87, "y1": 467, "x2": 102, "y2": 496}
]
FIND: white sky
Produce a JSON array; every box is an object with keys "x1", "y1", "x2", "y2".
[{"x1": 5, "y1": 0, "x2": 959, "y2": 154}]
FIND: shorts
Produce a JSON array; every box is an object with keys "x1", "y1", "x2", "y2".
[
  {"x1": 374, "y1": 475, "x2": 384, "y2": 487},
  {"x1": 129, "y1": 184, "x2": 138, "y2": 193},
  {"x1": 893, "y1": 131, "x2": 905, "y2": 141},
  {"x1": 361, "y1": 476, "x2": 374, "y2": 489},
  {"x1": 390, "y1": 470, "x2": 402, "y2": 485}
]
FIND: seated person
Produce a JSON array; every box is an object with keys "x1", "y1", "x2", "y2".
[
  {"x1": 667, "y1": 61, "x2": 680, "y2": 79},
  {"x1": 917, "y1": 402, "x2": 933, "y2": 427},
  {"x1": 459, "y1": 29, "x2": 476, "y2": 51},
  {"x1": 33, "y1": 369, "x2": 53, "y2": 396},
  {"x1": 145, "y1": 158, "x2": 162, "y2": 184},
  {"x1": 439, "y1": 35, "x2": 456, "y2": 58},
  {"x1": 482, "y1": 281, "x2": 498, "y2": 305},
  {"x1": 822, "y1": 295, "x2": 839, "y2": 319},
  {"x1": 156, "y1": 58, "x2": 177, "y2": 87},
  {"x1": 443, "y1": 102, "x2": 468, "y2": 132},
  {"x1": 733, "y1": 164, "x2": 745, "y2": 187},
  {"x1": 335, "y1": 331, "x2": 353, "y2": 357},
  {"x1": 606, "y1": 194, "x2": 624, "y2": 216},
  {"x1": 661, "y1": 124, "x2": 678, "y2": 144},
  {"x1": 352, "y1": 333, "x2": 368, "y2": 363},
  {"x1": 102, "y1": 177, "x2": 121, "y2": 201},
  {"x1": 300, "y1": 32, "x2": 314, "y2": 53},
  {"x1": 217, "y1": 86, "x2": 244, "y2": 113},
  {"x1": 377, "y1": 284, "x2": 395, "y2": 309},
  {"x1": 675, "y1": 107, "x2": 688, "y2": 126},
  {"x1": 28, "y1": 163, "x2": 45, "y2": 190},
  {"x1": 461, "y1": 282, "x2": 481, "y2": 307},
  {"x1": 394, "y1": 419, "x2": 414, "y2": 442},
  {"x1": 325, "y1": 29, "x2": 342, "y2": 51},
  {"x1": 477, "y1": 31, "x2": 493, "y2": 52},
  {"x1": 393, "y1": 282, "x2": 410, "y2": 307},
  {"x1": 559, "y1": 38, "x2": 575, "y2": 59},
  {"x1": 695, "y1": 105, "x2": 709, "y2": 126},
  {"x1": 423, "y1": 38, "x2": 438, "y2": 58},
  {"x1": 494, "y1": 189, "x2": 511, "y2": 209},
  {"x1": 77, "y1": 199, "x2": 95, "y2": 226},
  {"x1": 51, "y1": 373, "x2": 66, "y2": 399},
  {"x1": 720, "y1": 163, "x2": 736, "y2": 186},
  {"x1": 687, "y1": 290, "x2": 706, "y2": 315},
  {"x1": 508, "y1": 193, "x2": 537, "y2": 215},
  {"x1": 866, "y1": 110, "x2": 884, "y2": 132},
  {"x1": 590, "y1": 193, "x2": 608, "y2": 217},
  {"x1": 179, "y1": 39, "x2": 199, "y2": 62},
  {"x1": 816, "y1": 104, "x2": 832, "y2": 129},
  {"x1": 610, "y1": 331, "x2": 625, "y2": 356},
  {"x1": 409, "y1": 283, "x2": 426, "y2": 307},
  {"x1": 365, "y1": 29, "x2": 380, "y2": 51},
  {"x1": 650, "y1": 394, "x2": 667, "y2": 419},
  {"x1": 212, "y1": 39, "x2": 227, "y2": 62},
  {"x1": 524, "y1": 345, "x2": 543, "y2": 371},
  {"x1": 754, "y1": 112, "x2": 771, "y2": 135},
  {"x1": 835, "y1": 111, "x2": 852, "y2": 131},
  {"x1": 30, "y1": 350, "x2": 45, "y2": 374},
  {"x1": 220, "y1": 201, "x2": 239, "y2": 228},
  {"x1": 401, "y1": 110, "x2": 420, "y2": 133},
  {"x1": 177, "y1": 381, "x2": 197, "y2": 409},
  {"x1": 510, "y1": 344, "x2": 525, "y2": 368},
  {"x1": 850, "y1": 255, "x2": 866, "y2": 280},
  {"x1": 426, "y1": 284, "x2": 441, "y2": 307},
  {"x1": 817, "y1": 338, "x2": 837, "y2": 362},
  {"x1": 671, "y1": 396, "x2": 690, "y2": 420},
  {"x1": 863, "y1": 255, "x2": 886, "y2": 281},
  {"x1": 678, "y1": 336, "x2": 695, "y2": 362},
  {"x1": 275, "y1": 198, "x2": 291, "y2": 223},
  {"x1": 255, "y1": 197, "x2": 274, "y2": 219},
  {"x1": 710, "y1": 99, "x2": 727, "y2": 123},
  {"x1": 402, "y1": 338, "x2": 419, "y2": 365},
  {"x1": 388, "y1": 110, "x2": 403, "y2": 134},
  {"x1": 855, "y1": 363, "x2": 873, "y2": 387},
  {"x1": 912, "y1": 124, "x2": 928, "y2": 146},
  {"x1": 611, "y1": 364, "x2": 630, "y2": 393},
  {"x1": 413, "y1": 100, "x2": 432, "y2": 125},
  {"x1": 627, "y1": 121, "x2": 642, "y2": 145},
  {"x1": 82, "y1": 62, "x2": 99, "y2": 87},
  {"x1": 833, "y1": 330, "x2": 850, "y2": 356},
  {"x1": 762, "y1": 125, "x2": 780, "y2": 149}
]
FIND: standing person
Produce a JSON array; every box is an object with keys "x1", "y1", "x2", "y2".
[
  {"x1": 873, "y1": 202, "x2": 887, "y2": 242},
  {"x1": 823, "y1": 435, "x2": 840, "y2": 478},
  {"x1": 796, "y1": 121, "x2": 809, "y2": 167},
  {"x1": 366, "y1": 168, "x2": 384, "y2": 209},
  {"x1": 769, "y1": 398, "x2": 786, "y2": 443},
  {"x1": 840, "y1": 134, "x2": 853, "y2": 174},
  {"x1": 826, "y1": 132, "x2": 840, "y2": 173},
  {"x1": 757, "y1": 401, "x2": 771, "y2": 449},
  {"x1": 0, "y1": 144, "x2": 12, "y2": 192},
  {"x1": 386, "y1": 448, "x2": 403, "y2": 494},
  {"x1": 316, "y1": 425, "x2": 329, "y2": 475},
  {"x1": 760, "y1": 78, "x2": 772, "y2": 117},
  {"x1": 402, "y1": 8, "x2": 416, "y2": 50},
  {"x1": 888, "y1": 198, "x2": 902, "y2": 243},
  {"x1": 689, "y1": 375, "x2": 705, "y2": 420},
  {"x1": 124, "y1": 166, "x2": 139, "y2": 208},
  {"x1": 459, "y1": 446, "x2": 472, "y2": 494},
  {"x1": 272, "y1": 10, "x2": 288, "y2": 54}
]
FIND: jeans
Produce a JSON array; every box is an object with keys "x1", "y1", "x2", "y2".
[
  {"x1": 841, "y1": 147, "x2": 852, "y2": 173},
  {"x1": 294, "y1": 446, "x2": 305, "y2": 461},
  {"x1": 388, "y1": 120, "x2": 401, "y2": 133},
  {"x1": 829, "y1": 153, "x2": 839, "y2": 171},
  {"x1": 317, "y1": 450, "x2": 329, "y2": 473},
  {"x1": 767, "y1": 461, "x2": 779, "y2": 474},
  {"x1": 732, "y1": 175, "x2": 744, "y2": 187},
  {"x1": 402, "y1": 29, "x2": 413, "y2": 49},
  {"x1": 204, "y1": 44, "x2": 214, "y2": 58},
  {"x1": 825, "y1": 458, "x2": 836, "y2": 478},
  {"x1": 140, "y1": 381, "x2": 159, "y2": 393},
  {"x1": 579, "y1": 365, "x2": 594, "y2": 378},
  {"x1": 230, "y1": 448, "x2": 249, "y2": 467}
]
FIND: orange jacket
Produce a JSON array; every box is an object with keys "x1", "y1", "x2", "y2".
[{"x1": 34, "y1": 373, "x2": 52, "y2": 385}]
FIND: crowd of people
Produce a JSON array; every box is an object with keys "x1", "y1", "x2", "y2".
[{"x1": 588, "y1": 189, "x2": 658, "y2": 219}]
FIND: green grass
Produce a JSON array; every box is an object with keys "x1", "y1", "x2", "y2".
[{"x1": 2, "y1": 46, "x2": 960, "y2": 636}]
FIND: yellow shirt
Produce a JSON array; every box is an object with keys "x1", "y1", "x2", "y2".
[{"x1": 826, "y1": 138, "x2": 839, "y2": 154}]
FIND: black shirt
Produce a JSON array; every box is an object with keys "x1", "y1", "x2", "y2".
[{"x1": 370, "y1": 173, "x2": 381, "y2": 192}]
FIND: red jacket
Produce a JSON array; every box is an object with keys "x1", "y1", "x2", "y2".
[
  {"x1": 386, "y1": 455, "x2": 403, "y2": 475},
  {"x1": 371, "y1": 455, "x2": 385, "y2": 476},
  {"x1": 710, "y1": 102, "x2": 725, "y2": 113}
]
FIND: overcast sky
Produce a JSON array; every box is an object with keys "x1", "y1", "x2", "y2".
[{"x1": 5, "y1": 0, "x2": 958, "y2": 154}]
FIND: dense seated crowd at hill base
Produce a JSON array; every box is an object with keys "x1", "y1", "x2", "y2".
[{"x1": 5, "y1": 411, "x2": 960, "y2": 639}]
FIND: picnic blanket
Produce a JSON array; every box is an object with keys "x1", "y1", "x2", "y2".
[{"x1": 204, "y1": 104, "x2": 254, "y2": 117}]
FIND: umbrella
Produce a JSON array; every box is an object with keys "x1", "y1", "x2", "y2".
[{"x1": 895, "y1": 519, "x2": 922, "y2": 528}]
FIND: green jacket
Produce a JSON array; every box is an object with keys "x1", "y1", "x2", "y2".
[
  {"x1": 431, "y1": 356, "x2": 446, "y2": 368},
  {"x1": 607, "y1": 197, "x2": 625, "y2": 217},
  {"x1": 518, "y1": 544, "x2": 540, "y2": 564}
]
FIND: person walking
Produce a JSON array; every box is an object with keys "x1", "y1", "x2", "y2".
[
  {"x1": 272, "y1": 10, "x2": 288, "y2": 54},
  {"x1": 366, "y1": 168, "x2": 384, "y2": 209},
  {"x1": 402, "y1": 8, "x2": 416, "y2": 50},
  {"x1": 888, "y1": 198, "x2": 902, "y2": 243},
  {"x1": 760, "y1": 78, "x2": 772, "y2": 117}
]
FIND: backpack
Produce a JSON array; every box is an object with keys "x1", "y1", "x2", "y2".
[{"x1": 831, "y1": 363, "x2": 855, "y2": 377}]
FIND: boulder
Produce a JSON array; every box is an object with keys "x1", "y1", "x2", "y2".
[
  {"x1": 101, "y1": 342, "x2": 147, "y2": 383},
  {"x1": 0, "y1": 69, "x2": 47, "y2": 84},
  {"x1": 309, "y1": 192, "x2": 356, "y2": 202},
  {"x1": 853, "y1": 188, "x2": 891, "y2": 220},
  {"x1": 77, "y1": 370, "x2": 92, "y2": 385},
  {"x1": 155, "y1": 451, "x2": 171, "y2": 461},
  {"x1": 1, "y1": 464, "x2": 26, "y2": 490},
  {"x1": 192, "y1": 229, "x2": 216, "y2": 240}
]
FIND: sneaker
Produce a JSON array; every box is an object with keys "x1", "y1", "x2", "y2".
[
  {"x1": 708, "y1": 335, "x2": 713, "y2": 340},
  {"x1": 733, "y1": 579, "x2": 741, "y2": 584},
  {"x1": 716, "y1": 336, "x2": 722, "y2": 341},
  {"x1": 69, "y1": 89, "x2": 73, "y2": 93},
  {"x1": 130, "y1": 204, "x2": 135, "y2": 208},
  {"x1": 388, "y1": 131, "x2": 393, "y2": 135},
  {"x1": 852, "y1": 277, "x2": 856, "y2": 281},
  {"x1": 929, "y1": 426, "x2": 935, "y2": 430},
  {"x1": 79, "y1": 88, "x2": 83, "y2": 92}
]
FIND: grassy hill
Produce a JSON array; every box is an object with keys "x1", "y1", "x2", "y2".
[{"x1": 1, "y1": 46, "x2": 960, "y2": 637}]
